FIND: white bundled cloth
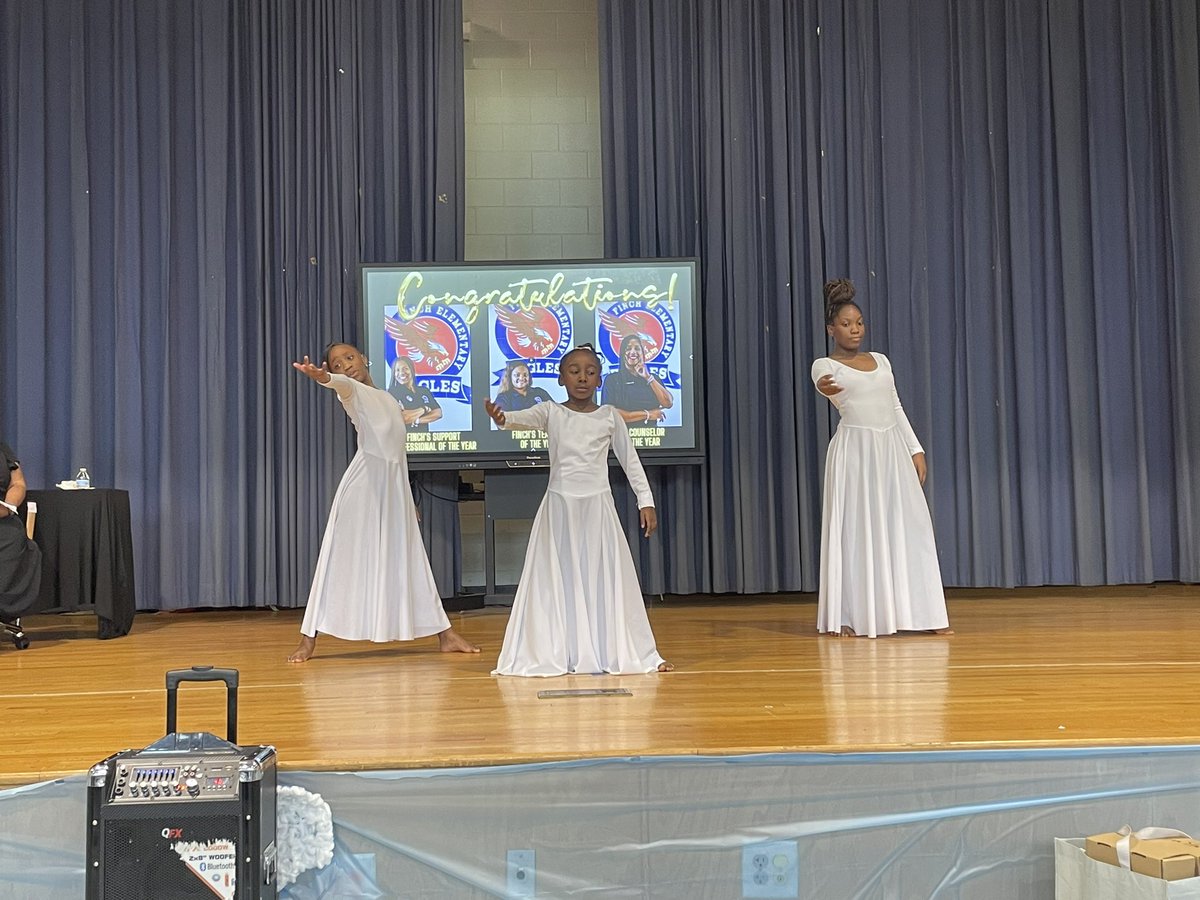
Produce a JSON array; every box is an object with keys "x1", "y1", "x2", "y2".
[{"x1": 276, "y1": 786, "x2": 334, "y2": 889}]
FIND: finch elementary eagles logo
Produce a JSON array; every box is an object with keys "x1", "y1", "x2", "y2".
[
  {"x1": 384, "y1": 306, "x2": 471, "y2": 406},
  {"x1": 384, "y1": 306, "x2": 470, "y2": 379},
  {"x1": 493, "y1": 305, "x2": 573, "y2": 361},
  {"x1": 598, "y1": 302, "x2": 677, "y2": 367}
]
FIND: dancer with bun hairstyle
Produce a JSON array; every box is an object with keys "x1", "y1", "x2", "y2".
[{"x1": 811, "y1": 280, "x2": 952, "y2": 638}]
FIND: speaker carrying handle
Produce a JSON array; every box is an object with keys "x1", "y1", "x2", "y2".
[{"x1": 165, "y1": 666, "x2": 239, "y2": 744}]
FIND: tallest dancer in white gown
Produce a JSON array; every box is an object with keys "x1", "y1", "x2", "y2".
[{"x1": 811, "y1": 280, "x2": 953, "y2": 639}]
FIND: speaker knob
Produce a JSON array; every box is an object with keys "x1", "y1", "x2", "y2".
[{"x1": 185, "y1": 777, "x2": 200, "y2": 797}]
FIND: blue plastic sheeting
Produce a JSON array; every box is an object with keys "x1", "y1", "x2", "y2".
[{"x1": 2, "y1": 746, "x2": 1199, "y2": 898}]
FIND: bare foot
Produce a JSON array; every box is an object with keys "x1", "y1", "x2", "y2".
[
  {"x1": 839, "y1": 625, "x2": 857, "y2": 637},
  {"x1": 288, "y1": 635, "x2": 316, "y2": 663},
  {"x1": 438, "y1": 628, "x2": 480, "y2": 653},
  {"x1": 657, "y1": 661, "x2": 674, "y2": 672},
  {"x1": 931, "y1": 627, "x2": 955, "y2": 635}
]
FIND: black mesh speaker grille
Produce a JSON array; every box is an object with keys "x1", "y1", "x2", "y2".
[{"x1": 102, "y1": 815, "x2": 239, "y2": 900}]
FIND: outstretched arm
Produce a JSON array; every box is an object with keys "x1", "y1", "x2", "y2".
[
  {"x1": 484, "y1": 398, "x2": 507, "y2": 427},
  {"x1": 294, "y1": 356, "x2": 355, "y2": 400},
  {"x1": 811, "y1": 359, "x2": 844, "y2": 404},
  {"x1": 293, "y1": 355, "x2": 330, "y2": 384},
  {"x1": 485, "y1": 398, "x2": 551, "y2": 432}
]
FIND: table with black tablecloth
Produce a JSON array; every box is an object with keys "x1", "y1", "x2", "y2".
[{"x1": 23, "y1": 489, "x2": 136, "y2": 638}]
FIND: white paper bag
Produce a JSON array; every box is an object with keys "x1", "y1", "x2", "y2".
[{"x1": 1056, "y1": 838, "x2": 1200, "y2": 900}]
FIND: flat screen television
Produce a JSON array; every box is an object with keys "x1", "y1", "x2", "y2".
[{"x1": 360, "y1": 258, "x2": 703, "y2": 469}]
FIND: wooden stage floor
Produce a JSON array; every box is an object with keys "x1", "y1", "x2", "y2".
[{"x1": 3, "y1": 584, "x2": 1198, "y2": 786}]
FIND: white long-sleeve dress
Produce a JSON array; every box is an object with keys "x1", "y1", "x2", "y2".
[
  {"x1": 493, "y1": 403, "x2": 666, "y2": 676},
  {"x1": 810, "y1": 352, "x2": 949, "y2": 637},
  {"x1": 300, "y1": 374, "x2": 450, "y2": 642}
]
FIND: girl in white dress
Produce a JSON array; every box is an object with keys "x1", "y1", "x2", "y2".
[
  {"x1": 811, "y1": 280, "x2": 953, "y2": 638},
  {"x1": 288, "y1": 343, "x2": 479, "y2": 662},
  {"x1": 484, "y1": 345, "x2": 673, "y2": 676}
]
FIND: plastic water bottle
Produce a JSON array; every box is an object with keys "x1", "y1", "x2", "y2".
[{"x1": 75, "y1": 467, "x2": 91, "y2": 488}]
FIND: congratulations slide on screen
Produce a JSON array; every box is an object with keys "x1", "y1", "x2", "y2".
[{"x1": 361, "y1": 260, "x2": 700, "y2": 465}]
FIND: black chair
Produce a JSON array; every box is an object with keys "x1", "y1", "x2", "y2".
[{"x1": 1, "y1": 500, "x2": 34, "y2": 650}]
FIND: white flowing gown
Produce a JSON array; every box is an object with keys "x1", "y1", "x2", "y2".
[
  {"x1": 493, "y1": 403, "x2": 665, "y2": 676},
  {"x1": 811, "y1": 353, "x2": 949, "y2": 637},
  {"x1": 300, "y1": 374, "x2": 450, "y2": 642}
]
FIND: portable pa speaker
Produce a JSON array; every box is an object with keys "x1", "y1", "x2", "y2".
[{"x1": 85, "y1": 666, "x2": 277, "y2": 899}]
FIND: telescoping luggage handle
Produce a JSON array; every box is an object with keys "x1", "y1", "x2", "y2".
[{"x1": 165, "y1": 666, "x2": 239, "y2": 744}]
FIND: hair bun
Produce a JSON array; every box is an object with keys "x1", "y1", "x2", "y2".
[
  {"x1": 822, "y1": 279, "x2": 857, "y2": 324},
  {"x1": 823, "y1": 278, "x2": 855, "y2": 307}
]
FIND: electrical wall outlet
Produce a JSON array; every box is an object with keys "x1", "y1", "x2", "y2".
[
  {"x1": 742, "y1": 840, "x2": 798, "y2": 898},
  {"x1": 507, "y1": 849, "x2": 536, "y2": 898}
]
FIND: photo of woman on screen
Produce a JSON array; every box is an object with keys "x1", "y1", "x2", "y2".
[
  {"x1": 493, "y1": 360, "x2": 554, "y2": 412},
  {"x1": 388, "y1": 356, "x2": 442, "y2": 432},
  {"x1": 601, "y1": 334, "x2": 674, "y2": 426}
]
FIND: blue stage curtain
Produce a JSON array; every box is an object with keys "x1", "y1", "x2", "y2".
[
  {"x1": 0, "y1": 0, "x2": 464, "y2": 609},
  {"x1": 599, "y1": 0, "x2": 1200, "y2": 592}
]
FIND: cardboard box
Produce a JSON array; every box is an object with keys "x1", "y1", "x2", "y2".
[
  {"x1": 1087, "y1": 832, "x2": 1133, "y2": 867},
  {"x1": 1132, "y1": 840, "x2": 1200, "y2": 882},
  {"x1": 1086, "y1": 832, "x2": 1200, "y2": 872}
]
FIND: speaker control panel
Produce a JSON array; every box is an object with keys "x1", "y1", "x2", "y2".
[{"x1": 108, "y1": 755, "x2": 241, "y2": 803}]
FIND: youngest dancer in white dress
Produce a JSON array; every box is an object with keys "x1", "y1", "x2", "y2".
[{"x1": 485, "y1": 345, "x2": 673, "y2": 676}]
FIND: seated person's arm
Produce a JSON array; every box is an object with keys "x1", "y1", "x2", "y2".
[{"x1": 2, "y1": 463, "x2": 27, "y2": 517}]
